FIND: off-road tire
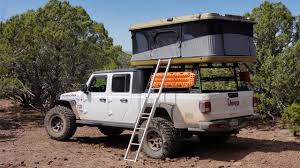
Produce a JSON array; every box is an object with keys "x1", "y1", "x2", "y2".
[
  {"x1": 44, "y1": 106, "x2": 77, "y2": 141},
  {"x1": 98, "y1": 126, "x2": 124, "y2": 137},
  {"x1": 138, "y1": 117, "x2": 178, "y2": 159}
]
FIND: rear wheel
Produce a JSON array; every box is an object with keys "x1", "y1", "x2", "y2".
[
  {"x1": 138, "y1": 117, "x2": 178, "y2": 159},
  {"x1": 44, "y1": 106, "x2": 77, "y2": 141},
  {"x1": 99, "y1": 126, "x2": 124, "y2": 137}
]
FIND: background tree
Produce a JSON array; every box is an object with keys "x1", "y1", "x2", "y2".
[
  {"x1": 246, "y1": 1, "x2": 299, "y2": 118},
  {"x1": 295, "y1": 15, "x2": 300, "y2": 43},
  {"x1": 0, "y1": 0, "x2": 130, "y2": 110},
  {"x1": 271, "y1": 42, "x2": 300, "y2": 109}
]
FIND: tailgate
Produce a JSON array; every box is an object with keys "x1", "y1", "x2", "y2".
[{"x1": 205, "y1": 91, "x2": 254, "y2": 120}]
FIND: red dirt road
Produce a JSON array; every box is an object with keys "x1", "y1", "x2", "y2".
[{"x1": 1, "y1": 100, "x2": 300, "y2": 168}]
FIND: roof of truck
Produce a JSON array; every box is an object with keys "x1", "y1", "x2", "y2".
[
  {"x1": 93, "y1": 68, "x2": 153, "y2": 74},
  {"x1": 93, "y1": 68, "x2": 138, "y2": 74},
  {"x1": 129, "y1": 13, "x2": 255, "y2": 31}
]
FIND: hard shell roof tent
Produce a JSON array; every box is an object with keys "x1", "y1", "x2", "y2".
[{"x1": 129, "y1": 13, "x2": 256, "y2": 66}]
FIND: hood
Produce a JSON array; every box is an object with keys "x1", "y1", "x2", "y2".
[{"x1": 59, "y1": 91, "x2": 84, "y2": 101}]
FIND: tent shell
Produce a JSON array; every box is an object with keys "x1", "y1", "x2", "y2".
[{"x1": 130, "y1": 13, "x2": 256, "y2": 66}]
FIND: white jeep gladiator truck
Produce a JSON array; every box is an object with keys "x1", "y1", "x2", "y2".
[{"x1": 44, "y1": 64, "x2": 258, "y2": 159}]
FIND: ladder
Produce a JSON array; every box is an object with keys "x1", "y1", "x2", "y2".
[{"x1": 124, "y1": 58, "x2": 172, "y2": 162}]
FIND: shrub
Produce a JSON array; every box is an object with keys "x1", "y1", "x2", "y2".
[
  {"x1": 282, "y1": 103, "x2": 300, "y2": 132},
  {"x1": 0, "y1": 0, "x2": 130, "y2": 110}
]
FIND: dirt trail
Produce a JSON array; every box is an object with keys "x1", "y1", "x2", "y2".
[{"x1": 1, "y1": 100, "x2": 300, "y2": 168}]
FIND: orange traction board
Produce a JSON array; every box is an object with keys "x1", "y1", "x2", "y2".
[{"x1": 151, "y1": 72, "x2": 196, "y2": 88}]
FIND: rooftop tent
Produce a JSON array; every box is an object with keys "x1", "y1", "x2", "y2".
[{"x1": 130, "y1": 13, "x2": 256, "y2": 66}]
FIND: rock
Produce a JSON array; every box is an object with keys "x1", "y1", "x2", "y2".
[
  {"x1": 64, "y1": 157, "x2": 68, "y2": 161},
  {"x1": 232, "y1": 161, "x2": 242, "y2": 167},
  {"x1": 165, "y1": 157, "x2": 171, "y2": 161},
  {"x1": 170, "y1": 158, "x2": 176, "y2": 162},
  {"x1": 279, "y1": 129, "x2": 292, "y2": 135},
  {"x1": 48, "y1": 160, "x2": 53, "y2": 165},
  {"x1": 34, "y1": 161, "x2": 39, "y2": 164},
  {"x1": 20, "y1": 161, "x2": 26, "y2": 167}
]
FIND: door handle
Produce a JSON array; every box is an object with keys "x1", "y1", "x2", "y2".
[
  {"x1": 120, "y1": 98, "x2": 128, "y2": 103},
  {"x1": 99, "y1": 98, "x2": 106, "y2": 102}
]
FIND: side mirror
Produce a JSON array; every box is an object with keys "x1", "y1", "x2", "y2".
[{"x1": 81, "y1": 84, "x2": 88, "y2": 93}]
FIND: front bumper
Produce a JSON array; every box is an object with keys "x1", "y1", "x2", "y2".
[{"x1": 188, "y1": 114, "x2": 259, "y2": 132}]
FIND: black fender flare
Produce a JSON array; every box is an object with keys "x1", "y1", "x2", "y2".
[{"x1": 54, "y1": 100, "x2": 80, "y2": 119}]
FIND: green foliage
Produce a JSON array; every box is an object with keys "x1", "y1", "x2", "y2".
[
  {"x1": 282, "y1": 103, "x2": 300, "y2": 132},
  {"x1": 246, "y1": 1, "x2": 294, "y2": 58},
  {"x1": 295, "y1": 15, "x2": 300, "y2": 43},
  {"x1": 200, "y1": 65, "x2": 238, "y2": 91},
  {"x1": 0, "y1": 0, "x2": 130, "y2": 109},
  {"x1": 246, "y1": 1, "x2": 299, "y2": 118},
  {"x1": 271, "y1": 42, "x2": 300, "y2": 106}
]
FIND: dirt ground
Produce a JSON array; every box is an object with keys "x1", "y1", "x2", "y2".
[{"x1": 1, "y1": 99, "x2": 300, "y2": 168}]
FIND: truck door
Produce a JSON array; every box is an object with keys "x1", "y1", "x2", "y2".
[
  {"x1": 107, "y1": 73, "x2": 132, "y2": 122},
  {"x1": 82, "y1": 74, "x2": 108, "y2": 121}
]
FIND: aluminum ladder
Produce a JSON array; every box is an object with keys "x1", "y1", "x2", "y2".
[{"x1": 124, "y1": 58, "x2": 172, "y2": 162}]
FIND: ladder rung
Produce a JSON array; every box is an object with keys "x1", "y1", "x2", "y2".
[
  {"x1": 124, "y1": 159, "x2": 135, "y2": 162},
  {"x1": 141, "y1": 113, "x2": 150, "y2": 115},
  {"x1": 141, "y1": 116, "x2": 149, "y2": 119},
  {"x1": 131, "y1": 143, "x2": 140, "y2": 146},
  {"x1": 136, "y1": 127, "x2": 145, "y2": 130}
]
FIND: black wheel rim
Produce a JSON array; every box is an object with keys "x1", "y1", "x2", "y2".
[
  {"x1": 146, "y1": 130, "x2": 163, "y2": 151},
  {"x1": 50, "y1": 116, "x2": 64, "y2": 133}
]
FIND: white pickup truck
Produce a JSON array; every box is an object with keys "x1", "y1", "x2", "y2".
[{"x1": 44, "y1": 64, "x2": 258, "y2": 159}]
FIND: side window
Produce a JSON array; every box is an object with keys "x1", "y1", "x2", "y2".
[
  {"x1": 112, "y1": 74, "x2": 131, "y2": 92},
  {"x1": 154, "y1": 31, "x2": 178, "y2": 48},
  {"x1": 132, "y1": 32, "x2": 148, "y2": 54},
  {"x1": 89, "y1": 76, "x2": 107, "y2": 92},
  {"x1": 182, "y1": 21, "x2": 222, "y2": 41}
]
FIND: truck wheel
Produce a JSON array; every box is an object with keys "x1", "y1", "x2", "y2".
[
  {"x1": 98, "y1": 126, "x2": 124, "y2": 137},
  {"x1": 138, "y1": 117, "x2": 178, "y2": 159},
  {"x1": 44, "y1": 106, "x2": 77, "y2": 141}
]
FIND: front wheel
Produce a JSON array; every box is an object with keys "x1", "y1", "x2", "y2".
[
  {"x1": 138, "y1": 117, "x2": 178, "y2": 159},
  {"x1": 44, "y1": 106, "x2": 77, "y2": 141}
]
